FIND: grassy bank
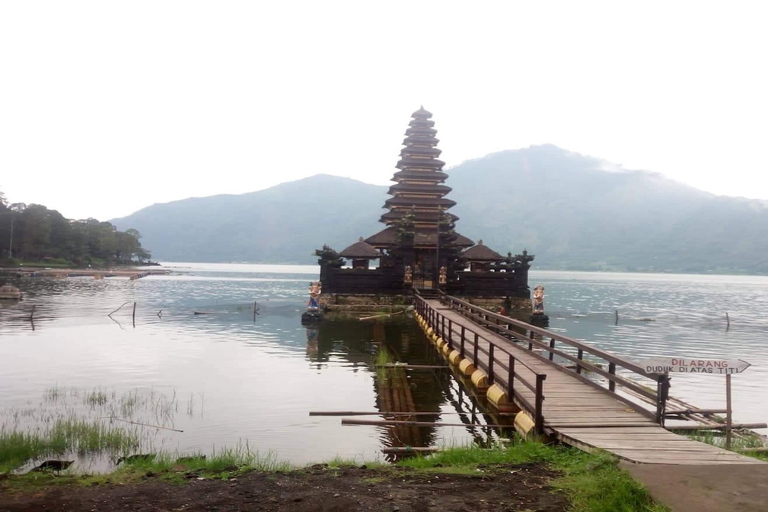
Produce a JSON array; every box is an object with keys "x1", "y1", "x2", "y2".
[
  {"x1": 1, "y1": 386, "x2": 666, "y2": 511},
  {"x1": 1, "y1": 440, "x2": 667, "y2": 512},
  {"x1": 397, "y1": 443, "x2": 667, "y2": 512}
]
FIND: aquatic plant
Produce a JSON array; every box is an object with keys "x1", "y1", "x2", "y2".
[{"x1": 0, "y1": 387, "x2": 190, "y2": 473}]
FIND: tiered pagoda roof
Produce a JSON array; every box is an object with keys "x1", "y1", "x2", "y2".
[{"x1": 369, "y1": 107, "x2": 472, "y2": 248}]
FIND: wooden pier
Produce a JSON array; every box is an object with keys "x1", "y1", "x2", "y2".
[{"x1": 414, "y1": 293, "x2": 765, "y2": 465}]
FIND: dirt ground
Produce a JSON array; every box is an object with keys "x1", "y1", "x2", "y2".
[{"x1": 0, "y1": 463, "x2": 568, "y2": 512}]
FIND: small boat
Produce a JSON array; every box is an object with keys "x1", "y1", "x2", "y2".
[{"x1": 0, "y1": 285, "x2": 22, "y2": 300}]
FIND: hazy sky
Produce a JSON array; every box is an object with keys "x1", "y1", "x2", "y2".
[{"x1": 1, "y1": 1, "x2": 766, "y2": 221}]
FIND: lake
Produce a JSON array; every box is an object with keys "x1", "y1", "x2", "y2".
[{"x1": 1, "y1": 264, "x2": 766, "y2": 471}]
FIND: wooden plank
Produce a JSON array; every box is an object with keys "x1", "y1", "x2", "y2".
[
  {"x1": 544, "y1": 412, "x2": 648, "y2": 417},
  {"x1": 586, "y1": 445, "x2": 730, "y2": 452},
  {"x1": 544, "y1": 418, "x2": 648, "y2": 429},
  {"x1": 554, "y1": 427, "x2": 667, "y2": 434},
  {"x1": 565, "y1": 435, "x2": 704, "y2": 442},
  {"x1": 564, "y1": 436, "x2": 695, "y2": 442},
  {"x1": 609, "y1": 450, "x2": 760, "y2": 462}
]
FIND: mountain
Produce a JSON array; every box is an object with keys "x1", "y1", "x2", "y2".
[
  {"x1": 112, "y1": 175, "x2": 386, "y2": 264},
  {"x1": 446, "y1": 144, "x2": 768, "y2": 273},
  {"x1": 112, "y1": 146, "x2": 768, "y2": 273}
]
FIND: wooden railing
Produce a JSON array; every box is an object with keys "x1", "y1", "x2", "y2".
[
  {"x1": 436, "y1": 293, "x2": 671, "y2": 424},
  {"x1": 414, "y1": 293, "x2": 548, "y2": 435}
]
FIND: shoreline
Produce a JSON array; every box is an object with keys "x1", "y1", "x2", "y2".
[
  {"x1": 0, "y1": 267, "x2": 170, "y2": 278},
  {"x1": 0, "y1": 443, "x2": 658, "y2": 512}
]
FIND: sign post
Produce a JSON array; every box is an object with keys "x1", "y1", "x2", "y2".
[
  {"x1": 637, "y1": 357, "x2": 751, "y2": 451},
  {"x1": 726, "y1": 373, "x2": 733, "y2": 450}
]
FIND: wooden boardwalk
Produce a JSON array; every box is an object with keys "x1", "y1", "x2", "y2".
[{"x1": 421, "y1": 298, "x2": 763, "y2": 465}]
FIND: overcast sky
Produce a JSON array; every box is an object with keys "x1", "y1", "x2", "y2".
[{"x1": 1, "y1": 1, "x2": 766, "y2": 221}]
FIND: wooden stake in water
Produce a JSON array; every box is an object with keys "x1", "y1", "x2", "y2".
[
  {"x1": 726, "y1": 311, "x2": 730, "y2": 331},
  {"x1": 726, "y1": 373, "x2": 732, "y2": 450},
  {"x1": 132, "y1": 302, "x2": 136, "y2": 327}
]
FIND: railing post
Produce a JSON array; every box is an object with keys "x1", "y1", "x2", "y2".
[
  {"x1": 608, "y1": 362, "x2": 616, "y2": 392},
  {"x1": 576, "y1": 349, "x2": 583, "y2": 375},
  {"x1": 460, "y1": 326, "x2": 466, "y2": 358},
  {"x1": 507, "y1": 355, "x2": 515, "y2": 397},
  {"x1": 528, "y1": 331, "x2": 534, "y2": 351},
  {"x1": 447, "y1": 319, "x2": 453, "y2": 349},
  {"x1": 473, "y1": 333, "x2": 479, "y2": 364},
  {"x1": 488, "y1": 344, "x2": 495, "y2": 384},
  {"x1": 442, "y1": 315, "x2": 446, "y2": 341},
  {"x1": 548, "y1": 338, "x2": 555, "y2": 361},
  {"x1": 535, "y1": 374, "x2": 546, "y2": 435},
  {"x1": 656, "y1": 375, "x2": 670, "y2": 426},
  {"x1": 656, "y1": 374, "x2": 669, "y2": 427}
]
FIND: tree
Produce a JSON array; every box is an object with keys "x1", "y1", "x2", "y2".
[{"x1": 0, "y1": 194, "x2": 150, "y2": 265}]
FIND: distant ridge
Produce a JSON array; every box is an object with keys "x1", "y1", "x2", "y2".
[
  {"x1": 113, "y1": 175, "x2": 386, "y2": 264},
  {"x1": 112, "y1": 146, "x2": 768, "y2": 274}
]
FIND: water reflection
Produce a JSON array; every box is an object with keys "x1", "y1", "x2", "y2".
[
  {"x1": 2, "y1": 265, "x2": 767, "y2": 471},
  {"x1": 0, "y1": 267, "x2": 494, "y2": 470}
]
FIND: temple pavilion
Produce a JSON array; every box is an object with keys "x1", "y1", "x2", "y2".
[{"x1": 315, "y1": 107, "x2": 533, "y2": 308}]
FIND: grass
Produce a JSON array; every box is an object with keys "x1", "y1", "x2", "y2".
[
  {"x1": 0, "y1": 437, "x2": 669, "y2": 511},
  {"x1": 2, "y1": 445, "x2": 294, "y2": 489},
  {"x1": 0, "y1": 418, "x2": 141, "y2": 473},
  {"x1": 399, "y1": 441, "x2": 668, "y2": 512},
  {"x1": 111, "y1": 443, "x2": 293, "y2": 482},
  {"x1": 2, "y1": 385, "x2": 669, "y2": 511},
  {"x1": 1, "y1": 386, "x2": 187, "y2": 474},
  {"x1": 679, "y1": 429, "x2": 768, "y2": 461}
]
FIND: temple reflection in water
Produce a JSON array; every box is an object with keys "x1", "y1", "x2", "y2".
[{"x1": 305, "y1": 317, "x2": 505, "y2": 459}]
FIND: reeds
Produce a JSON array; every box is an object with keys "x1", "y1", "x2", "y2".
[
  {"x1": 0, "y1": 419, "x2": 140, "y2": 472},
  {"x1": 1, "y1": 386, "x2": 181, "y2": 473},
  {"x1": 684, "y1": 429, "x2": 768, "y2": 460}
]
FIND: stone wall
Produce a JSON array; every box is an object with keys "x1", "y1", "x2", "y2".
[
  {"x1": 321, "y1": 293, "x2": 412, "y2": 312},
  {"x1": 463, "y1": 296, "x2": 532, "y2": 312}
]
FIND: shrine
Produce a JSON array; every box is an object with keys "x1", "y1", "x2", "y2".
[{"x1": 315, "y1": 107, "x2": 533, "y2": 310}]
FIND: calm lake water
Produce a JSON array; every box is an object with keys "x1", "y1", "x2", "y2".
[{"x1": 1, "y1": 264, "x2": 767, "y2": 471}]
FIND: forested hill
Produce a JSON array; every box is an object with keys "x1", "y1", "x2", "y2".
[
  {"x1": 0, "y1": 191, "x2": 150, "y2": 266},
  {"x1": 112, "y1": 146, "x2": 768, "y2": 274}
]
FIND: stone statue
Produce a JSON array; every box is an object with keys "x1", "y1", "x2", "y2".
[
  {"x1": 308, "y1": 281, "x2": 322, "y2": 310},
  {"x1": 532, "y1": 285, "x2": 545, "y2": 313},
  {"x1": 438, "y1": 266, "x2": 447, "y2": 284}
]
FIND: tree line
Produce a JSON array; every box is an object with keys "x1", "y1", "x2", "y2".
[{"x1": 0, "y1": 188, "x2": 151, "y2": 266}]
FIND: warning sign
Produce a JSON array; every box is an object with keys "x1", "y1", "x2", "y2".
[{"x1": 638, "y1": 357, "x2": 751, "y2": 375}]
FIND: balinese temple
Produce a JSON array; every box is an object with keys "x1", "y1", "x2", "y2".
[{"x1": 316, "y1": 107, "x2": 534, "y2": 309}]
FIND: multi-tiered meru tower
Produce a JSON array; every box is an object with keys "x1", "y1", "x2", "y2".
[{"x1": 315, "y1": 107, "x2": 533, "y2": 309}]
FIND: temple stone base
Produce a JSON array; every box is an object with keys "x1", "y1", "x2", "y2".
[
  {"x1": 321, "y1": 294, "x2": 411, "y2": 312},
  {"x1": 462, "y1": 297, "x2": 532, "y2": 311},
  {"x1": 321, "y1": 294, "x2": 531, "y2": 314}
]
